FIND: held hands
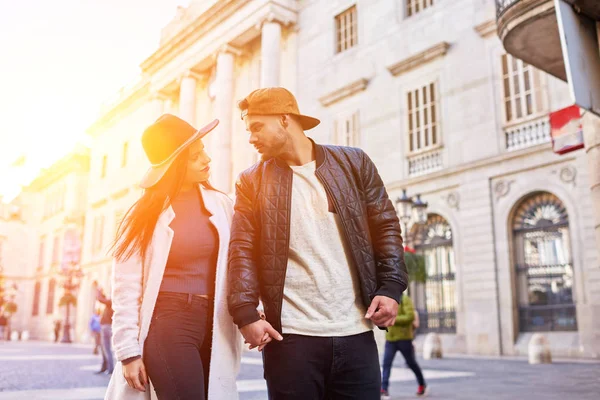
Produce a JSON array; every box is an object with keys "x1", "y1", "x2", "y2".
[
  {"x1": 240, "y1": 313, "x2": 283, "y2": 352},
  {"x1": 365, "y1": 295, "x2": 399, "y2": 327},
  {"x1": 123, "y1": 358, "x2": 148, "y2": 392}
]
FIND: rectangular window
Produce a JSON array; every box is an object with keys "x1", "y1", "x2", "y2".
[
  {"x1": 501, "y1": 54, "x2": 546, "y2": 124},
  {"x1": 122, "y1": 142, "x2": 128, "y2": 168},
  {"x1": 46, "y1": 279, "x2": 56, "y2": 315},
  {"x1": 335, "y1": 112, "x2": 361, "y2": 147},
  {"x1": 38, "y1": 236, "x2": 46, "y2": 269},
  {"x1": 32, "y1": 281, "x2": 41, "y2": 316},
  {"x1": 406, "y1": 0, "x2": 434, "y2": 18},
  {"x1": 101, "y1": 155, "x2": 108, "y2": 178},
  {"x1": 335, "y1": 5, "x2": 358, "y2": 54},
  {"x1": 52, "y1": 234, "x2": 60, "y2": 265},
  {"x1": 407, "y1": 81, "x2": 439, "y2": 153}
]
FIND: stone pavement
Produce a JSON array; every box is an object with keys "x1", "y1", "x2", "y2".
[{"x1": 0, "y1": 340, "x2": 599, "y2": 399}]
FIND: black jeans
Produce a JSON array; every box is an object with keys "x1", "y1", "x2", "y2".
[
  {"x1": 381, "y1": 340, "x2": 426, "y2": 390},
  {"x1": 263, "y1": 331, "x2": 381, "y2": 400},
  {"x1": 144, "y1": 292, "x2": 213, "y2": 400}
]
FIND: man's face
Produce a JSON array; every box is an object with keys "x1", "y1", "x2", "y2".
[{"x1": 244, "y1": 114, "x2": 289, "y2": 159}]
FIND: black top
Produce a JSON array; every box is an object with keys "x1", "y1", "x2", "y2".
[{"x1": 159, "y1": 187, "x2": 219, "y2": 296}]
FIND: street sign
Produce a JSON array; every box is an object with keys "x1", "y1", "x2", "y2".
[
  {"x1": 555, "y1": 0, "x2": 600, "y2": 117},
  {"x1": 550, "y1": 104, "x2": 585, "y2": 155}
]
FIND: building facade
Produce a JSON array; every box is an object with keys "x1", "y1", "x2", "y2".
[
  {"x1": 3, "y1": 0, "x2": 598, "y2": 358},
  {"x1": 0, "y1": 148, "x2": 90, "y2": 341}
]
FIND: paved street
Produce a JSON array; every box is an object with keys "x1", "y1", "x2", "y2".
[{"x1": 0, "y1": 340, "x2": 599, "y2": 399}]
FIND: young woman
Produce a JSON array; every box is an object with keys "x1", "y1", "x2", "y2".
[{"x1": 105, "y1": 114, "x2": 242, "y2": 400}]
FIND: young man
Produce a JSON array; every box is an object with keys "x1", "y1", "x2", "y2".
[
  {"x1": 227, "y1": 87, "x2": 408, "y2": 400},
  {"x1": 380, "y1": 294, "x2": 427, "y2": 398}
]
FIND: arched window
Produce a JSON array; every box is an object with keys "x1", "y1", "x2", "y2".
[
  {"x1": 32, "y1": 281, "x2": 41, "y2": 316},
  {"x1": 512, "y1": 192, "x2": 577, "y2": 332},
  {"x1": 46, "y1": 279, "x2": 56, "y2": 315},
  {"x1": 413, "y1": 214, "x2": 457, "y2": 333}
]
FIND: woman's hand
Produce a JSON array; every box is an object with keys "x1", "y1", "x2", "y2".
[{"x1": 123, "y1": 358, "x2": 148, "y2": 392}]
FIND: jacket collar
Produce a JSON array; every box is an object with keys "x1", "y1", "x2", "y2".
[{"x1": 273, "y1": 138, "x2": 326, "y2": 170}]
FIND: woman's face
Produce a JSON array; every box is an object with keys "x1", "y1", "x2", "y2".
[{"x1": 184, "y1": 139, "x2": 211, "y2": 185}]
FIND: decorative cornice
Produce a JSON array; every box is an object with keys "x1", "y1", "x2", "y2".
[
  {"x1": 254, "y1": 10, "x2": 294, "y2": 30},
  {"x1": 474, "y1": 20, "x2": 497, "y2": 38},
  {"x1": 319, "y1": 78, "x2": 369, "y2": 107},
  {"x1": 387, "y1": 42, "x2": 451, "y2": 77},
  {"x1": 87, "y1": 80, "x2": 151, "y2": 136},
  {"x1": 140, "y1": 0, "x2": 248, "y2": 75},
  {"x1": 218, "y1": 44, "x2": 244, "y2": 58},
  {"x1": 27, "y1": 150, "x2": 90, "y2": 192}
]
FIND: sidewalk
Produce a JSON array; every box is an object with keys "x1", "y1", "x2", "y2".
[{"x1": 385, "y1": 356, "x2": 600, "y2": 400}]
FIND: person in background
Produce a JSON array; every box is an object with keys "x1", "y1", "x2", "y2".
[
  {"x1": 0, "y1": 314, "x2": 7, "y2": 340},
  {"x1": 89, "y1": 308, "x2": 106, "y2": 373},
  {"x1": 380, "y1": 294, "x2": 427, "y2": 398},
  {"x1": 97, "y1": 286, "x2": 114, "y2": 375},
  {"x1": 53, "y1": 319, "x2": 62, "y2": 343}
]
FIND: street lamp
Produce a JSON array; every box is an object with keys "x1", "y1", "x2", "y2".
[
  {"x1": 395, "y1": 188, "x2": 429, "y2": 245},
  {"x1": 60, "y1": 262, "x2": 83, "y2": 343}
]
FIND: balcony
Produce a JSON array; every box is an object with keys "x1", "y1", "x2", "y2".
[
  {"x1": 504, "y1": 116, "x2": 551, "y2": 151},
  {"x1": 496, "y1": 0, "x2": 566, "y2": 81},
  {"x1": 407, "y1": 148, "x2": 444, "y2": 177}
]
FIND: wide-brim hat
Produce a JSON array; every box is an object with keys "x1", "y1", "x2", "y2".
[
  {"x1": 139, "y1": 114, "x2": 219, "y2": 189},
  {"x1": 238, "y1": 87, "x2": 320, "y2": 130}
]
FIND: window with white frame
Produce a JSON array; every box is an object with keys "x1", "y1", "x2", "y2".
[
  {"x1": 334, "y1": 112, "x2": 360, "y2": 147},
  {"x1": 406, "y1": 0, "x2": 434, "y2": 18},
  {"x1": 335, "y1": 5, "x2": 358, "y2": 54},
  {"x1": 501, "y1": 54, "x2": 546, "y2": 124},
  {"x1": 407, "y1": 81, "x2": 440, "y2": 153}
]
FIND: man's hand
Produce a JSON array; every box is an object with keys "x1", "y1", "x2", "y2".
[
  {"x1": 240, "y1": 319, "x2": 283, "y2": 352},
  {"x1": 123, "y1": 358, "x2": 148, "y2": 392},
  {"x1": 365, "y1": 296, "x2": 398, "y2": 327}
]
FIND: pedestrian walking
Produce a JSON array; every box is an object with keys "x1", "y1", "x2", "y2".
[
  {"x1": 228, "y1": 87, "x2": 408, "y2": 400},
  {"x1": 96, "y1": 287, "x2": 114, "y2": 375},
  {"x1": 380, "y1": 294, "x2": 427, "y2": 398},
  {"x1": 105, "y1": 114, "x2": 241, "y2": 400}
]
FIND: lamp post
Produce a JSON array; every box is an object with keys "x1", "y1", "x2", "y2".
[
  {"x1": 396, "y1": 189, "x2": 429, "y2": 245},
  {"x1": 60, "y1": 262, "x2": 83, "y2": 343},
  {"x1": 0, "y1": 266, "x2": 18, "y2": 340}
]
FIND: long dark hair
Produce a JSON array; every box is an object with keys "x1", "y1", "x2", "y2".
[{"x1": 112, "y1": 149, "x2": 190, "y2": 263}]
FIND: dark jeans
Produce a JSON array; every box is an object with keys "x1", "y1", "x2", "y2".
[
  {"x1": 381, "y1": 340, "x2": 426, "y2": 390},
  {"x1": 100, "y1": 325, "x2": 114, "y2": 373},
  {"x1": 144, "y1": 292, "x2": 213, "y2": 400},
  {"x1": 263, "y1": 330, "x2": 381, "y2": 400}
]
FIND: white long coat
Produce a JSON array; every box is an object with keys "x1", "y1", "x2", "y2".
[{"x1": 105, "y1": 186, "x2": 242, "y2": 400}]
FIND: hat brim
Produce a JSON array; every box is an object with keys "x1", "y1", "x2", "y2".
[
  {"x1": 297, "y1": 114, "x2": 320, "y2": 131},
  {"x1": 139, "y1": 119, "x2": 219, "y2": 189}
]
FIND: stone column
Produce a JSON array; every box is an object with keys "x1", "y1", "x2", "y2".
[
  {"x1": 582, "y1": 113, "x2": 600, "y2": 259},
  {"x1": 260, "y1": 20, "x2": 282, "y2": 88},
  {"x1": 212, "y1": 46, "x2": 237, "y2": 193},
  {"x1": 179, "y1": 71, "x2": 198, "y2": 124}
]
